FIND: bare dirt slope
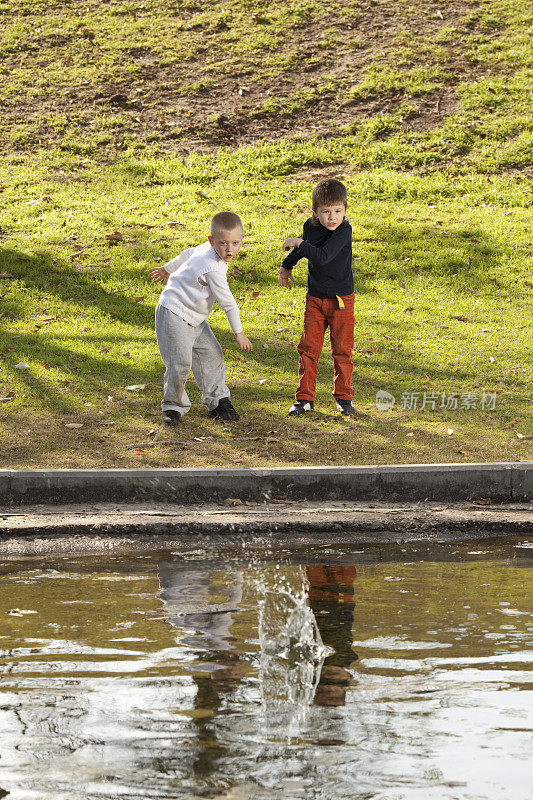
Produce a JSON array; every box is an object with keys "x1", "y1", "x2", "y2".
[{"x1": 1, "y1": 0, "x2": 503, "y2": 154}]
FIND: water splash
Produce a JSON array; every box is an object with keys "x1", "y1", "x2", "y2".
[{"x1": 256, "y1": 567, "x2": 333, "y2": 735}]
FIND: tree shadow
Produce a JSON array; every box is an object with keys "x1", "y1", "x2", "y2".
[
  {"x1": 360, "y1": 220, "x2": 503, "y2": 291},
  {"x1": 0, "y1": 248, "x2": 156, "y2": 329}
]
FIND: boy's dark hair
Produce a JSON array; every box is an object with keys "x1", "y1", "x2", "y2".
[
  {"x1": 311, "y1": 179, "x2": 348, "y2": 225},
  {"x1": 210, "y1": 211, "x2": 243, "y2": 235}
]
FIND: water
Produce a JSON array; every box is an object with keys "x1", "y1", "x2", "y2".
[{"x1": 0, "y1": 540, "x2": 532, "y2": 800}]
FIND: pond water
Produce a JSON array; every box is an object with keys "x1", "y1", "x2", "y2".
[{"x1": 0, "y1": 539, "x2": 532, "y2": 800}]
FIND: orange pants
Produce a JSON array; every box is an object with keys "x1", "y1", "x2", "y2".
[{"x1": 296, "y1": 293, "x2": 355, "y2": 402}]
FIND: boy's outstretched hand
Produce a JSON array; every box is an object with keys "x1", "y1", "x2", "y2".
[
  {"x1": 235, "y1": 332, "x2": 253, "y2": 351},
  {"x1": 277, "y1": 267, "x2": 295, "y2": 288},
  {"x1": 149, "y1": 266, "x2": 169, "y2": 284}
]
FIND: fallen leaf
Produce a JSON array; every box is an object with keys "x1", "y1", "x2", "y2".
[
  {"x1": 133, "y1": 296, "x2": 145, "y2": 303},
  {"x1": 82, "y1": 327, "x2": 92, "y2": 332},
  {"x1": 404, "y1": 307, "x2": 414, "y2": 313},
  {"x1": 251, "y1": 290, "x2": 261, "y2": 299},
  {"x1": 123, "y1": 351, "x2": 131, "y2": 358},
  {"x1": 259, "y1": 379, "x2": 268, "y2": 384},
  {"x1": 14, "y1": 362, "x2": 30, "y2": 369},
  {"x1": 65, "y1": 423, "x2": 83, "y2": 428},
  {"x1": 125, "y1": 384, "x2": 147, "y2": 390},
  {"x1": 262, "y1": 342, "x2": 269, "y2": 348},
  {"x1": 223, "y1": 498, "x2": 242, "y2": 506},
  {"x1": 515, "y1": 431, "x2": 525, "y2": 439},
  {"x1": 105, "y1": 231, "x2": 123, "y2": 245},
  {"x1": 231, "y1": 266, "x2": 244, "y2": 278},
  {"x1": 196, "y1": 190, "x2": 208, "y2": 200},
  {"x1": 0, "y1": 271, "x2": 15, "y2": 279},
  {"x1": 59, "y1": 379, "x2": 70, "y2": 386},
  {"x1": 84, "y1": 402, "x2": 92, "y2": 407},
  {"x1": 451, "y1": 315, "x2": 469, "y2": 322},
  {"x1": 168, "y1": 221, "x2": 184, "y2": 228},
  {"x1": 99, "y1": 348, "x2": 110, "y2": 354},
  {"x1": 364, "y1": 272, "x2": 376, "y2": 278},
  {"x1": 8, "y1": 608, "x2": 37, "y2": 616}
]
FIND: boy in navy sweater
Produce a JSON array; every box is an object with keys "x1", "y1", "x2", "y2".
[{"x1": 278, "y1": 179, "x2": 355, "y2": 416}]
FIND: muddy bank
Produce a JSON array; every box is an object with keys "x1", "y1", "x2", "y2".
[{"x1": 1, "y1": 500, "x2": 531, "y2": 555}]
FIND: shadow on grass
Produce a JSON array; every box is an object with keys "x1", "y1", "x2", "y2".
[
  {"x1": 0, "y1": 233, "x2": 516, "y2": 443},
  {"x1": 359, "y1": 221, "x2": 503, "y2": 291},
  {"x1": 0, "y1": 248, "x2": 156, "y2": 329}
]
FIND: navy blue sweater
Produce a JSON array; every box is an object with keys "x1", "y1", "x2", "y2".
[{"x1": 281, "y1": 218, "x2": 353, "y2": 298}]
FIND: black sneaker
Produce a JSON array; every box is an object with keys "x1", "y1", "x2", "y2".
[
  {"x1": 163, "y1": 409, "x2": 182, "y2": 426},
  {"x1": 335, "y1": 398, "x2": 355, "y2": 416},
  {"x1": 209, "y1": 397, "x2": 239, "y2": 421},
  {"x1": 288, "y1": 400, "x2": 314, "y2": 416}
]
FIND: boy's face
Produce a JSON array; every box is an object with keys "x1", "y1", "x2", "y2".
[
  {"x1": 208, "y1": 226, "x2": 244, "y2": 262},
  {"x1": 316, "y1": 203, "x2": 346, "y2": 231}
]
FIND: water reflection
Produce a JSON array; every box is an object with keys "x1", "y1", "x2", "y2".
[
  {"x1": 0, "y1": 544, "x2": 531, "y2": 799},
  {"x1": 306, "y1": 565, "x2": 358, "y2": 707}
]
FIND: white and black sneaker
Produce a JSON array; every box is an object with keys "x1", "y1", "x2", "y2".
[
  {"x1": 163, "y1": 409, "x2": 182, "y2": 426},
  {"x1": 288, "y1": 400, "x2": 314, "y2": 416},
  {"x1": 209, "y1": 397, "x2": 239, "y2": 421},
  {"x1": 335, "y1": 398, "x2": 355, "y2": 416}
]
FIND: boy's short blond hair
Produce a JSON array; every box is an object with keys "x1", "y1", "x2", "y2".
[{"x1": 210, "y1": 211, "x2": 243, "y2": 235}]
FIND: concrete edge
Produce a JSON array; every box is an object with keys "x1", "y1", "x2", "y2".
[{"x1": 0, "y1": 462, "x2": 532, "y2": 506}]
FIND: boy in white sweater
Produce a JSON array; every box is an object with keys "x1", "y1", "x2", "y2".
[{"x1": 150, "y1": 212, "x2": 252, "y2": 425}]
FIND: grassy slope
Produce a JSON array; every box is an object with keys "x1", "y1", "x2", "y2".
[{"x1": 0, "y1": 0, "x2": 531, "y2": 469}]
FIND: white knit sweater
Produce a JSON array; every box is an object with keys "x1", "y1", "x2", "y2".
[{"x1": 157, "y1": 241, "x2": 243, "y2": 334}]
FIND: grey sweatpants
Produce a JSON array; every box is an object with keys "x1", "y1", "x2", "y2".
[{"x1": 155, "y1": 304, "x2": 230, "y2": 415}]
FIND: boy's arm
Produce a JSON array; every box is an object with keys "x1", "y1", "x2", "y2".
[
  {"x1": 149, "y1": 246, "x2": 196, "y2": 283},
  {"x1": 162, "y1": 246, "x2": 196, "y2": 274},
  {"x1": 205, "y1": 271, "x2": 252, "y2": 351},
  {"x1": 278, "y1": 223, "x2": 306, "y2": 286},
  {"x1": 280, "y1": 243, "x2": 304, "y2": 270},
  {"x1": 297, "y1": 224, "x2": 351, "y2": 267},
  {"x1": 280, "y1": 222, "x2": 307, "y2": 270}
]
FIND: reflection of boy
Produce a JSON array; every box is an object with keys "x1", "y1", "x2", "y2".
[
  {"x1": 150, "y1": 211, "x2": 252, "y2": 426},
  {"x1": 278, "y1": 179, "x2": 355, "y2": 417},
  {"x1": 158, "y1": 561, "x2": 243, "y2": 653},
  {"x1": 306, "y1": 565, "x2": 357, "y2": 707}
]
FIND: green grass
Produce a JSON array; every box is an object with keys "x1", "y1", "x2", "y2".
[{"x1": 0, "y1": 0, "x2": 531, "y2": 468}]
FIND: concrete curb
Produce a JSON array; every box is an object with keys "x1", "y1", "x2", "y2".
[{"x1": 0, "y1": 462, "x2": 532, "y2": 506}]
